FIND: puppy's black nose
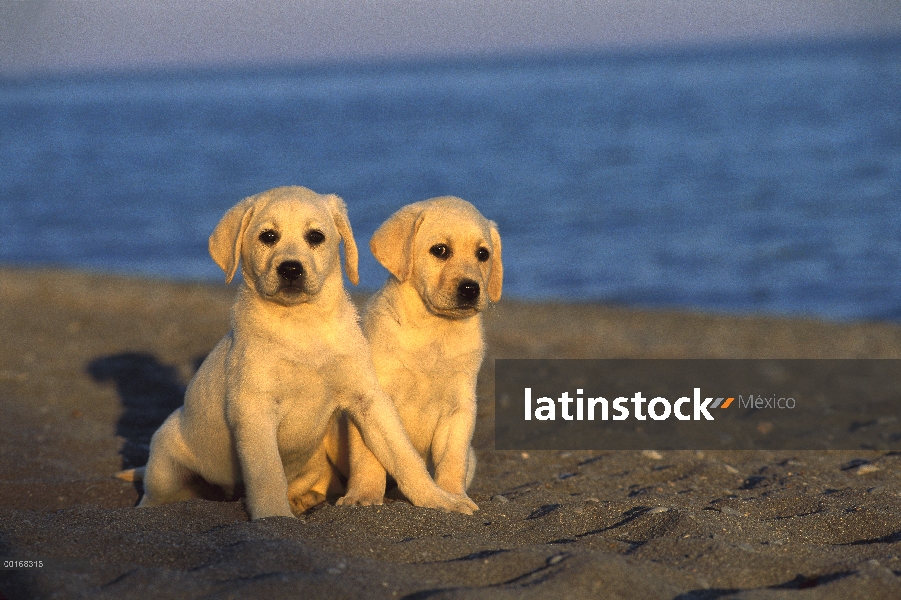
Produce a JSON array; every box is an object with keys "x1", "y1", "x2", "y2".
[
  {"x1": 277, "y1": 261, "x2": 304, "y2": 282},
  {"x1": 457, "y1": 280, "x2": 480, "y2": 303}
]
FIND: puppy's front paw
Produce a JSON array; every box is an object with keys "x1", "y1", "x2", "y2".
[
  {"x1": 336, "y1": 491, "x2": 385, "y2": 507},
  {"x1": 452, "y1": 493, "x2": 479, "y2": 514},
  {"x1": 248, "y1": 499, "x2": 296, "y2": 520},
  {"x1": 419, "y1": 489, "x2": 478, "y2": 515}
]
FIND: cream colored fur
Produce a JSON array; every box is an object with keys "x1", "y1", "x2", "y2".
[
  {"x1": 137, "y1": 187, "x2": 477, "y2": 519},
  {"x1": 338, "y1": 197, "x2": 502, "y2": 509}
]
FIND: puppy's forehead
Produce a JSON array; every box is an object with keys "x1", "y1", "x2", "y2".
[
  {"x1": 417, "y1": 200, "x2": 493, "y2": 245},
  {"x1": 252, "y1": 196, "x2": 333, "y2": 231}
]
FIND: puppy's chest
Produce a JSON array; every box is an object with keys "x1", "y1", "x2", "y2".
[
  {"x1": 264, "y1": 325, "x2": 348, "y2": 370},
  {"x1": 397, "y1": 334, "x2": 481, "y2": 372},
  {"x1": 246, "y1": 329, "x2": 355, "y2": 408}
]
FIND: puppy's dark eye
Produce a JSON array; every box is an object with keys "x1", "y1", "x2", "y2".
[
  {"x1": 305, "y1": 229, "x2": 325, "y2": 246},
  {"x1": 430, "y1": 244, "x2": 450, "y2": 260},
  {"x1": 476, "y1": 247, "x2": 490, "y2": 262},
  {"x1": 259, "y1": 229, "x2": 279, "y2": 246}
]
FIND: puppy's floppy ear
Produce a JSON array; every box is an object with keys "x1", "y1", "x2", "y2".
[
  {"x1": 487, "y1": 221, "x2": 503, "y2": 303},
  {"x1": 370, "y1": 204, "x2": 424, "y2": 282},
  {"x1": 209, "y1": 196, "x2": 257, "y2": 284},
  {"x1": 326, "y1": 194, "x2": 359, "y2": 286}
]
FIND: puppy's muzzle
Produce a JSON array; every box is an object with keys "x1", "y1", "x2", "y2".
[
  {"x1": 277, "y1": 260, "x2": 305, "y2": 290},
  {"x1": 457, "y1": 279, "x2": 480, "y2": 306}
]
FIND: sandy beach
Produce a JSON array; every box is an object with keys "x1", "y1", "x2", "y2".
[{"x1": 2, "y1": 266, "x2": 901, "y2": 599}]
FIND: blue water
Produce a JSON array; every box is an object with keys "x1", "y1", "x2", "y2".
[{"x1": 2, "y1": 38, "x2": 901, "y2": 320}]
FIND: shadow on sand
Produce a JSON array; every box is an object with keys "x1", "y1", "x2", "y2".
[{"x1": 87, "y1": 352, "x2": 198, "y2": 470}]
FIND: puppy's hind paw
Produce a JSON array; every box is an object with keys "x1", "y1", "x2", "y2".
[{"x1": 289, "y1": 490, "x2": 327, "y2": 514}]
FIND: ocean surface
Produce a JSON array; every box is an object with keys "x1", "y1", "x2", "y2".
[{"x1": 2, "y1": 38, "x2": 900, "y2": 321}]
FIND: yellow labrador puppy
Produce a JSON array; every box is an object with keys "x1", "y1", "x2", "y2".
[
  {"x1": 137, "y1": 187, "x2": 477, "y2": 519},
  {"x1": 338, "y1": 197, "x2": 502, "y2": 509}
]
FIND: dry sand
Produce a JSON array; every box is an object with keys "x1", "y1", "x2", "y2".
[{"x1": 1, "y1": 267, "x2": 901, "y2": 599}]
